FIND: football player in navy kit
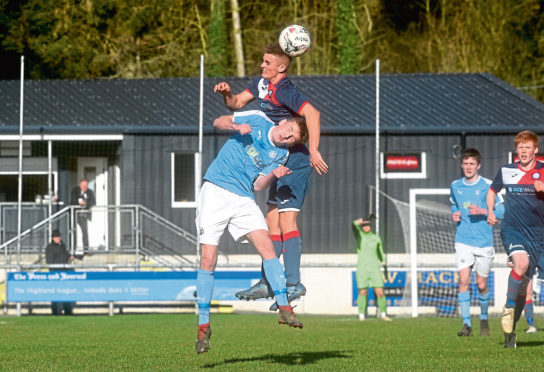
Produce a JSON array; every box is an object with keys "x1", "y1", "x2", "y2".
[{"x1": 487, "y1": 130, "x2": 544, "y2": 348}]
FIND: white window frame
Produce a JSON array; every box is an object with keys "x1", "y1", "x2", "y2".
[
  {"x1": 171, "y1": 152, "x2": 199, "y2": 208},
  {"x1": 380, "y1": 152, "x2": 427, "y2": 179},
  {"x1": 0, "y1": 170, "x2": 59, "y2": 201}
]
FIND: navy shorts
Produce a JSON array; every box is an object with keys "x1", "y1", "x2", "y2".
[
  {"x1": 501, "y1": 226, "x2": 544, "y2": 278},
  {"x1": 267, "y1": 144, "x2": 312, "y2": 212}
]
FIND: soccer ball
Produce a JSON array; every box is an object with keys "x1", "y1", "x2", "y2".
[{"x1": 279, "y1": 25, "x2": 311, "y2": 57}]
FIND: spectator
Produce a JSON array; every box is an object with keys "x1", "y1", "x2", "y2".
[
  {"x1": 70, "y1": 179, "x2": 95, "y2": 253},
  {"x1": 45, "y1": 229, "x2": 75, "y2": 315}
]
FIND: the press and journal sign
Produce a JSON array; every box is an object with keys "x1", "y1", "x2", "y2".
[{"x1": 7, "y1": 271, "x2": 260, "y2": 302}]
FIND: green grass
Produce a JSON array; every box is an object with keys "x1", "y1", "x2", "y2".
[{"x1": 0, "y1": 313, "x2": 542, "y2": 371}]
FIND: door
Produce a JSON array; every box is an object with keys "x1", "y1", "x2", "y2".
[{"x1": 77, "y1": 157, "x2": 108, "y2": 251}]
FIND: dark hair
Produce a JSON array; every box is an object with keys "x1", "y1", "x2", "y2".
[
  {"x1": 290, "y1": 116, "x2": 309, "y2": 144},
  {"x1": 461, "y1": 148, "x2": 481, "y2": 164}
]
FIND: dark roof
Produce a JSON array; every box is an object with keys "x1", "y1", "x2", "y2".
[{"x1": 0, "y1": 73, "x2": 542, "y2": 135}]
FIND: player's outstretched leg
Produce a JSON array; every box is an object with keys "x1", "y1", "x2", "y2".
[
  {"x1": 278, "y1": 305, "x2": 303, "y2": 328},
  {"x1": 269, "y1": 282, "x2": 307, "y2": 311},
  {"x1": 195, "y1": 323, "x2": 212, "y2": 354},
  {"x1": 235, "y1": 234, "x2": 282, "y2": 301}
]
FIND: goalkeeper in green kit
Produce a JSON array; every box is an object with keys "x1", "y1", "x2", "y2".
[{"x1": 352, "y1": 215, "x2": 391, "y2": 321}]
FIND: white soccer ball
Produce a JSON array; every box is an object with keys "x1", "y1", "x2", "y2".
[{"x1": 279, "y1": 25, "x2": 311, "y2": 57}]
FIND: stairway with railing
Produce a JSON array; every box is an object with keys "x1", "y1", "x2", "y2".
[{"x1": 0, "y1": 204, "x2": 206, "y2": 268}]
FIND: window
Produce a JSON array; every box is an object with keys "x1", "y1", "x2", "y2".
[
  {"x1": 380, "y1": 152, "x2": 427, "y2": 179},
  {"x1": 171, "y1": 152, "x2": 199, "y2": 208},
  {"x1": 0, "y1": 174, "x2": 57, "y2": 202}
]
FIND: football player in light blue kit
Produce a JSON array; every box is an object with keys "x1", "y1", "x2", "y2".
[
  {"x1": 195, "y1": 110, "x2": 308, "y2": 354},
  {"x1": 214, "y1": 44, "x2": 328, "y2": 310},
  {"x1": 450, "y1": 148, "x2": 504, "y2": 337}
]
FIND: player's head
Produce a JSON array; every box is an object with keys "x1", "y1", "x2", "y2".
[
  {"x1": 261, "y1": 44, "x2": 292, "y2": 81},
  {"x1": 514, "y1": 131, "x2": 539, "y2": 165},
  {"x1": 272, "y1": 117, "x2": 308, "y2": 147},
  {"x1": 460, "y1": 148, "x2": 481, "y2": 180}
]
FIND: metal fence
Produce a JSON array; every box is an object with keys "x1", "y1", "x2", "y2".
[{"x1": 0, "y1": 204, "x2": 200, "y2": 268}]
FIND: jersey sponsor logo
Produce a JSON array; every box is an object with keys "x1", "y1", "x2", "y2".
[
  {"x1": 244, "y1": 144, "x2": 265, "y2": 169},
  {"x1": 463, "y1": 201, "x2": 471, "y2": 209},
  {"x1": 509, "y1": 243, "x2": 525, "y2": 250},
  {"x1": 508, "y1": 186, "x2": 533, "y2": 193}
]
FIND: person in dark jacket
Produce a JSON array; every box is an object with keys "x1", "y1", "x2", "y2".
[
  {"x1": 45, "y1": 229, "x2": 75, "y2": 315},
  {"x1": 70, "y1": 179, "x2": 96, "y2": 253}
]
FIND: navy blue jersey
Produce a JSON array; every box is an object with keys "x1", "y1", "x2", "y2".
[
  {"x1": 490, "y1": 161, "x2": 544, "y2": 242},
  {"x1": 246, "y1": 76, "x2": 308, "y2": 124}
]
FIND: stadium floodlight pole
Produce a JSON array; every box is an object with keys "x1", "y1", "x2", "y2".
[
  {"x1": 375, "y1": 59, "x2": 380, "y2": 234},
  {"x1": 195, "y1": 54, "x2": 204, "y2": 267},
  {"x1": 16, "y1": 56, "x2": 25, "y2": 269}
]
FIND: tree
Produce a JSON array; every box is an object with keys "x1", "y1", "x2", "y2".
[
  {"x1": 207, "y1": 0, "x2": 228, "y2": 76},
  {"x1": 337, "y1": 0, "x2": 360, "y2": 74}
]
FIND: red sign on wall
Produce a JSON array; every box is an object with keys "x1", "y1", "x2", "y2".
[
  {"x1": 383, "y1": 153, "x2": 422, "y2": 173},
  {"x1": 385, "y1": 156, "x2": 420, "y2": 170}
]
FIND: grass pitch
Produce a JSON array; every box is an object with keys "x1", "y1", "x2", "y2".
[{"x1": 1, "y1": 313, "x2": 542, "y2": 371}]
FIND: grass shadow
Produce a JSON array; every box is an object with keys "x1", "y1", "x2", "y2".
[
  {"x1": 516, "y1": 340, "x2": 544, "y2": 348},
  {"x1": 202, "y1": 350, "x2": 352, "y2": 368}
]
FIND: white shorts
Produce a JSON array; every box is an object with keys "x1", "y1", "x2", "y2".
[
  {"x1": 454, "y1": 242, "x2": 495, "y2": 277},
  {"x1": 196, "y1": 182, "x2": 268, "y2": 245}
]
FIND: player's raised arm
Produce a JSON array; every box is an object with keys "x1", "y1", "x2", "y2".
[
  {"x1": 214, "y1": 82, "x2": 254, "y2": 110},
  {"x1": 300, "y1": 103, "x2": 328, "y2": 175},
  {"x1": 213, "y1": 115, "x2": 251, "y2": 135}
]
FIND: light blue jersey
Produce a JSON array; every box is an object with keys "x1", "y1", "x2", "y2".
[
  {"x1": 450, "y1": 176, "x2": 505, "y2": 247},
  {"x1": 203, "y1": 110, "x2": 289, "y2": 199}
]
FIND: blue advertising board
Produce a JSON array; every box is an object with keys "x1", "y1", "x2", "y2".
[
  {"x1": 7, "y1": 271, "x2": 261, "y2": 302},
  {"x1": 352, "y1": 270, "x2": 495, "y2": 310}
]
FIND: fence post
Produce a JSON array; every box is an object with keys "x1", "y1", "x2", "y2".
[
  {"x1": 108, "y1": 264, "x2": 114, "y2": 316},
  {"x1": 135, "y1": 206, "x2": 140, "y2": 267}
]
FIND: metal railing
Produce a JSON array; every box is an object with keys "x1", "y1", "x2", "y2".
[{"x1": 0, "y1": 204, "x2": 205, "y2": 268}]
